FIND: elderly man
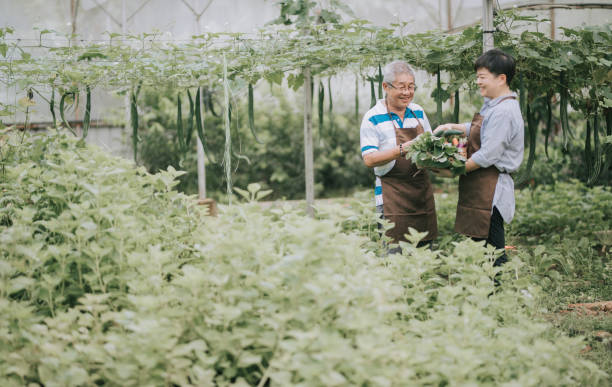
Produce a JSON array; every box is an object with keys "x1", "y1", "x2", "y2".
[{"x1": 360, "y1": 60, "x2": 437, "y2": 249}]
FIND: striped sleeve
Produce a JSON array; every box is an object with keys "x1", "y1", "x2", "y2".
[
  {"x1": 421, "y1": 110, "x2": 432, "y2": 133},
  {"x1": 360, "y1": 115, "x2": 379, "y2": 156}
]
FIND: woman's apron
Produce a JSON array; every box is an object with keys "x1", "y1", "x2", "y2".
[
  {"x1": 455, "y1": 96, "x2": 516, "y2": 238},
  {"x1": 380, "y1": 110, "x2": 437, "y2": 243}
]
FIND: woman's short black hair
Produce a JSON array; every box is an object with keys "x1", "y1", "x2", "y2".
[{"x1": 474, "y1": 48, "x2": 516, "y2": 84}]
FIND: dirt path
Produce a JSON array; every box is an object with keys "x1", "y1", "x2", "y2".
[{"x1": 561, "y1": 301, "x2": 612, "y2": 316}]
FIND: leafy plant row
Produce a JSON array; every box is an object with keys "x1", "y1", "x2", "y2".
[{"x1": 0, "y1": 131, "x2": 608, "y2": 385}]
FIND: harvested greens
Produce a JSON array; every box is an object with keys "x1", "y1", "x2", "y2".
[{"x1": 407, "y1": 131, "x2": 466, "y2": 176}]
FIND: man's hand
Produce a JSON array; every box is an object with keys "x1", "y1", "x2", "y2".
[{"x1": 400, "y1": 139, "x2": 414, "y2": 152}]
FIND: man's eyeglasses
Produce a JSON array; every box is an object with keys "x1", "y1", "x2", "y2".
[{"x1": 387, "y1": 83, "x2": 417, "y2": 92}]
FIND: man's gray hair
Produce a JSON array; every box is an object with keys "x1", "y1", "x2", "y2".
[{"x1": 382, "y1": 60, "x2": 415, "y2": 84}]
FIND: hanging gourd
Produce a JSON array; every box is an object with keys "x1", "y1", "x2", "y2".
[
  {"x1": 318, "y1": 80, "x2": 324, "y2": 137},
  {"x1": 186, "y1": 89, "x2": 195, "y2": 147},
  {"x1": 82, "y1": 85, "x2": 91, "y2": 139},
  {"x1": 516, "y1": 100, "x2": 537, "y2": 186},
  {"x1": 453, "y1": 90, "x2": 460, "y2": 123},
  {"x1": 195, "y1": 88, "x2": 207, "y2": 157},
  {"x1": 435, "y1": 67, "x2": 442, "y2": 125},
  {"x1": 370, "y1": 78, "x2": 376, "y2": 108},
  {"x1": 328, "y1": 77, "x2": 334, "y2": 135},
  {"x1": 587, "y1": 112, "x2": 603, "y2": 185},
  {"x1": 377, "y1": 64, "x2": 383, "y2": 100},
  {"x1": 544, "y1": 92, "x2": 553, "y2": 159},
  {"x1": 130, "y1": 82, "x2": 141, "y2": 162},
  {"x1": 59, "y1": 91, "x2": 76, "y2": 136},
  {"x1": 176, "y1": 92, "x2": 185, "y2": 152},
  {"x1": 248, "y1": 83, "x2": 263, "y2": 143},
  {"x1": 559, "y1": 72, "x2": 572, "y2": 150},
  {"x1": 49, "y1": 87, "x2": 56, "y2": 129},
  {"x1": 354, "y1": 75, "x2": 359, "y2": 124}
]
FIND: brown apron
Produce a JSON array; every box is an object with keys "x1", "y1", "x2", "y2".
[
  {"x1": 455, "y1": 96, "x2": 516, "y2": 238},
  {"x1": 381, "y1": 109, "x2": 437, "y2": 243}
]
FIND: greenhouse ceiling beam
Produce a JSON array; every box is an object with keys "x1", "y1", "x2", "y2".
[
  {"x1": 511, "y1": 2, "x2": 612, "y2": 11},
  {"x1": 413, "y1": 0, "x2": 440, "y2": 25},
  {"x1": 446, "y1": 2, "x2": 612, "y2": 33},
  {"x1": 180, "y1": 0, "x2": 215, "y2": 22},
  {"x1": 91, "y1": 0, "x2": 154, "y2": 27}
]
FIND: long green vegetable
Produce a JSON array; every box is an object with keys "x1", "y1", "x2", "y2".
[
  {"x1": 354, "y1": 75, "x2": 359, "y2": 124},
  {"x1": 82, "y1": 85, "x2": 91, "y2": 139},
  {"x1": 318, "y1": 81, "x2": 324, "y2": 136},
  {"x1": 49, "y1": 87, "x2": 56, "y2": 129},
  {"x1": 176, "y1": 93, "x2": 185, "y2": 152},
  {"x1": 248, "y1": 83, "x2": 262, "y2": 143},
  {"x1": 559, "y1": 72, "x2": 572, "y2": 150},
  {"x1": 328, "y1": 77, "x2": 334, "y2": 135},
  {"x1": 377, "y1": 64, "x2": 383, "y2": 99},
  {"x1": 59, "y1": 92, "x2": 76, "y2": 136},
  {"x1": 130, "y1": 90, "x2": 139, "y2": 162},
  {"x1": 195, "y1": 87, "x2": 217, "y2": 164},
  {"x1": 519, "y1": 73, "x2": 527, "y2": 119},
  {"x1": 516, "y1": 101, "x2": 537, "y2": 186},
  {"x1": 202, "y1": 87, "x2": 219, "y2": 117},
  {"x1": 310, "y1": 77, "x2": 314, "y2": 107},
  {"x1": 435, "y1": 67, "x2": 442, "y2": 125},
  {"x1": 194, "y1": 88, "x2": 206, "y2": 149},
  {"x1": 587, "y1": 113, "x2": 603, "y2": 185},
  {"x1": 593, "y1": 113, "x2": 601, "y2": 181},
  {"x1": 223, "y1": 54, "x2": 232, "y2": 203},
  {"x1": 602, "y1": 108, "x2": 612, "y2": 182},
  {"x1": 185, "y1": 89, "x2": 194, "y2": 147},
  {"x1": 585, "y1": 116, "x2": 593, "y2": 178},
  {"x1": 544, "y1": 92, "x2": 552, "y2": 159},
  {"x1": 370, "y1": 79, "x2": 376, "y2": 108},
  {"x1": 453, "y1": 90, "x2": 459, "y2": 123}
]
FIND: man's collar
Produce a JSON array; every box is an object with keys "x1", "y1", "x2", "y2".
[{"x1": 378, "y1": 99, "x2": 413, "y2": 116}]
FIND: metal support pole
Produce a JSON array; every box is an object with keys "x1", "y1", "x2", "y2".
[
  {"x1": 482, "y1": 0, "x2": 494, "y2": 53},
  {"x1": 303, "y1": 67, "x2": 314, "y2": 217}
]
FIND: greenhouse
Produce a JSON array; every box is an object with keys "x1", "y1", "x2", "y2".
[{"x1": 1, "y1": 1, "x2": 611, "y2": 386}]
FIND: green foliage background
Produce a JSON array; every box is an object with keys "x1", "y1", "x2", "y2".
[{"x1": 138, "y1": 85, "x2": 373, "y2": 200}]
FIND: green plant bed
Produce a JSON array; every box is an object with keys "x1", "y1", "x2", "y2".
[{"x1": 0, "y1": 131, "x2": 608, "y2": 386}]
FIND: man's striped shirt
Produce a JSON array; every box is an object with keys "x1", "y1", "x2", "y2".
[{"x1": 360, "y1": 99, "x2": 432, "y2": 206}]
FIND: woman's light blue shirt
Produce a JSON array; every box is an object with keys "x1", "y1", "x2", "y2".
[{"x1": 463, "y1": 92, "x2": 524, "y2": 223}]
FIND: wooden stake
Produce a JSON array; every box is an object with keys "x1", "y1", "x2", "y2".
[{"x1": 304, "y1": 67, "x2": 314, "y2": 217}]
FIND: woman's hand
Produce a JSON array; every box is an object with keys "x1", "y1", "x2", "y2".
[
  {"x1": 433, "y1": 123, "x2": 466, "y2": 136},
  {"x1": 429, "y1": 168, "x2": 454, "y2": 178}
]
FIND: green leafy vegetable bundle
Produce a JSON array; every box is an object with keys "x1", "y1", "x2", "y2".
[{"x1": 407, "y1": 131, "x2": 466, "y2": 176}]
